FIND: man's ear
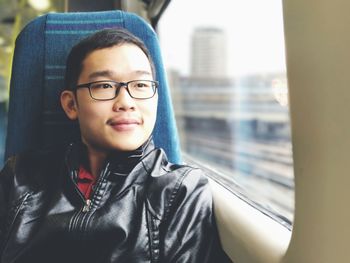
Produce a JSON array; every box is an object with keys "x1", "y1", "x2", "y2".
[{"x1": 61, "y1": 90, "x2": 78, "y2": 120}]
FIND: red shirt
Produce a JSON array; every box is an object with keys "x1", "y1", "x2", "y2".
[{"x1": 77, "y1": 166, "x2": 97, "y2": 199}]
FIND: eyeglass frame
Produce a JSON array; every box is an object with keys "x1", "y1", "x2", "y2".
[{"x1": 75, "y1": 79, "x2": 159, "y2": 101}]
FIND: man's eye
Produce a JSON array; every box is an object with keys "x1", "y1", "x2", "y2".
[
  {"x1": 92, "y1": 83, "x2": 113, "y2": 89},
  {"x1": 134, "y1": 82, "x2": 150, "y2": 88},
  {"x1": 102, "y1": 83, "x2": 113, "y2": 89}
]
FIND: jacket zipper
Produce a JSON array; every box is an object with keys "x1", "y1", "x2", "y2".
[
  {"x1": 1, "y1": 192, "x2": 31, "y2": 256},
  {"x1": 82, "y1": 199, "x2": 91, "y2": 212},
  {"x1": 81, "y1": 163, "x2": 110, "y2": 213},
  {"x1": 69, "y1": 164, "x2": 110, "y2": 231}
]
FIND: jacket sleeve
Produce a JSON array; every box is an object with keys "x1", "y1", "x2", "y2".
[{"x1": 160, "y1": 168, "x2": 232, "y2": 263}]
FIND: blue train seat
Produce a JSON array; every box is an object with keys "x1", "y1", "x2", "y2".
[{"x1": 5, "y1": 10, "x2": 181, "y2": 164}]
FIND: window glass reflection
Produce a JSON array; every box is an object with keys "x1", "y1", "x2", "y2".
[{"x1": 159, "y1": 0, "x2": 294, "y2": 223}]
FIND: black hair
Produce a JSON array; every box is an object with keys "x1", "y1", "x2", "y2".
[{"x1": 64, "y1": 28, "x2": 156, "y2": 91}]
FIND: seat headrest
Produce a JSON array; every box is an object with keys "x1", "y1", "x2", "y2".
[{"x1": 5, "y1": 10, "x2": 181, "y2": 164}]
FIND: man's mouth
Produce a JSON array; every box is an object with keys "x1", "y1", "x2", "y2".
[{"x1": 107, "y1": 118, "x2": 141, "y2": 131}]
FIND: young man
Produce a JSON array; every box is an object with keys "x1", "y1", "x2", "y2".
[{"x1": 0, "y1": 28, "x2": 230, "y2": 262}]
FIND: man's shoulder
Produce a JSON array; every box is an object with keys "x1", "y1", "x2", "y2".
[
  {"x1": 1, "y1": 144, "x2": 68, "y2": 186},
  {"x1": 146, "y1": 156, "x2": 208, "y2": 194},
  {"x1": 145, "y1": 147, "x2": 208, "y2": 188},
  {"x1": 146, "y1": 161, "x2": 210, "y2": 220},
  {"x1": 10, "y1": 144, "x2": 66, "y2": 169}
]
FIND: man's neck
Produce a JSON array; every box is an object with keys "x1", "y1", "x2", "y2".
[{"x1": 86, "y1": 147, "x2": 108, "y2": 178}]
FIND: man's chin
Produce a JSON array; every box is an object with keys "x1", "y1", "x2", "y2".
[{"x1": 109, "y1": 140, "x2": 145, "y2": 152}]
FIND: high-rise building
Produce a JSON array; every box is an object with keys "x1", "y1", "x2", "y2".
[{"x1": 190, "y1": 27, "x2": 227, "y2": 78}]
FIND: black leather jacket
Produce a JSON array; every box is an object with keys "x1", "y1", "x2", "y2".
[{"x1": 0, "y1": 140, "x2": 230, "y2": 263}]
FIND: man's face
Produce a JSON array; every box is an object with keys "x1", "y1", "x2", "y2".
[{"x1": 71, "y1": 44, "x2": 158, "y2": 153}]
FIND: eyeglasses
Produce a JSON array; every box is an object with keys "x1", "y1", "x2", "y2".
[{"x1": 76, "y1": 80, "x2": 158, "y2": 101}]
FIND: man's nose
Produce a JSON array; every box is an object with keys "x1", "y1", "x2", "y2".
[{"x1": 112, "y1": 86, "x2": 136, "y2": 111}]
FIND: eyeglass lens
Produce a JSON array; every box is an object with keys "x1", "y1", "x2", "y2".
[{"x1": 89, "y1": 80, "x2": 156, "y2": 100}]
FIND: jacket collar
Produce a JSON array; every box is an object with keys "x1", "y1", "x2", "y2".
[
  {"x1": 108, "y1": 137, "x2": 154, "y2": 176},
  {"x1": 65, "y1": 136, "x2": 155, "y2": 177}
]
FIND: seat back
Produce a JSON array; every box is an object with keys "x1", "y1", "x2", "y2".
[{"x1": 5, "y1": 10, "x2": 181, "y2": 164}]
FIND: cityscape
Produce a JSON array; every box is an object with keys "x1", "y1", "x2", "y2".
[{"x1": 167, "y1": 27, "x2": 294, "y2": 222}]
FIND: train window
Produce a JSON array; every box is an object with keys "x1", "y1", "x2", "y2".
[{"x1": 158, "y1": 0, "x2": 294, "y2": 225}]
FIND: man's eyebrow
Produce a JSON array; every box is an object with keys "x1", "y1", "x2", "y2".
[
  {"x1": 133, "y1": 70, "x2": 152, "y2": 76},
  {"x1": 88, "y1": 70, "x2": 153, "y2": 80},
  {"x1": 88, "y1": 70, "x2": 115, "y2": 80}
]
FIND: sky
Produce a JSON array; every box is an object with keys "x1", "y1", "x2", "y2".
[{"x1": 158, "y1": 0, "x2": 287, "y2": 77}]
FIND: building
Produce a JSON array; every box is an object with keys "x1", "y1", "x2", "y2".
[
  {"x1": 167, "y1": 27, "x2": 293, "y2": 188},
  {"x1": 190, "y1": 27, "x2": 227, "y2": 78}
]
